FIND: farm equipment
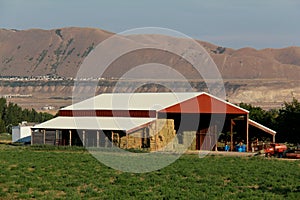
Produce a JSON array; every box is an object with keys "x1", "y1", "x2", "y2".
[
  {"x1": 284, "y1": 148, "x2": 300, "y2": 159},
  {"x1": 264, "y1": 143, "x2": 287, "y2": 158}
]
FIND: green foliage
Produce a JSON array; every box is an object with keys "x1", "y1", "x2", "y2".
[
  {"x1": 0, "y1": 119, "x2": 6, "y2": 133},
  {"x1": 51, "y1": 39, "x2": 75, "y2": 73},
  {"x1": 277, "y1": 97, "x2": 300, "y2": 143},
  {"x1": 55, "y1": 29, "x2": 62, "y2": 39},
  {"x1": 81, "y1": 43, "x2": 95, "y2": 57},
  {"x1": 239, "y1": 102, "x2": 278, "y2": 129},
  {"x1": 0, "y1": 98, "x2": 7, "y2": 132},
  {"x1": 0, "y1": 133, "x2": 11, "y2": 141},
  {"x1": 53, "y1": 43, "x2": 64, "y2": 56},
  {"x1": 36, "y1": 49, "x2": 48, "y2": 65},
  {"x1": 212, "y1": 46, "x2": 226, "y2": 54},
  {"x1": 67, "y1": 38, "x2": 74, "y2": 46},
  {"x1": 0, "y1": 146, "x2": 299, "y2": 199},
  {"x1": 239, "y1": 99, "x2": 300, "y2": 144},
  {"x1": 0, "y1": 98, "x2": 53, "y2": 133},
  {"x1": 66, "y1": 47, "x2": 75, "y2": 56}
]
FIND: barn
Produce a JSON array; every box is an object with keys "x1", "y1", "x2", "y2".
[{"x1": 31, "y1": 92, "x2": 276, "y2": 152}]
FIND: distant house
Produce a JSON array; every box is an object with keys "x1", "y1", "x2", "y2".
[
  {"x1": 42, "y1": 105, "x2": 55, "y2": 110},
  {"x1": 12, "y1": 121, "x2": 36, "y2": 143}
]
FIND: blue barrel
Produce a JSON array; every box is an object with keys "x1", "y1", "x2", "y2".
[
  {"x1": 225, "y1": 145, "x2": 230, "y2": 151},
  {"x1": 238, "y1": 146, "x2": 243, "y2": 152},
  {"x1": 242, "y1": 144, "x2": 246, "y2": 152}
]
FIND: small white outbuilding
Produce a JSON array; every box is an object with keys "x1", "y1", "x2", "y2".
[{"x1": 12, "y1": 121, "x2": 35, "y2": 143}]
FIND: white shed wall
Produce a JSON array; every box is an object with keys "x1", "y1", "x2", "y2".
[{"x1": 12, "y1": 126, "x2": 32, "y2": 142}]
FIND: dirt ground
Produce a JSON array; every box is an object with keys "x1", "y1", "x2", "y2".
[
  {"x1": 5, "y1": 96, "x2": 71, "y2": 115},
  {"x1": 186, "y1": 150, "x2": 257, "y2": 157}
]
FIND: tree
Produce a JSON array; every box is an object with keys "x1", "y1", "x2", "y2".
[
  {"x1": 0, "y1": 118, "x2": 6, "y2": 133},
  {"x1": 238, "y1": 102, "x2": 280, "y2": 142},
  {"x1": 238, "y1": 102, "x2": 278, "y2": 129},
  {"x1": 0, "y1": 97, "x2": 54, "y2": 133},
  {"x1": 0, "y1": 98, "x2": 6, "y2": 115},
  {"x1": 277, "y1": 97, "x2": 300, "y2": 143}
]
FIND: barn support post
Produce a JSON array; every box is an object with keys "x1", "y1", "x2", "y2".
[
  {"x1": 43, "y1": 129, "x2": 46, "y2": 145},
  {"x1": 31, "y1": 129, "x2": 33, "y2": 145},
  {"x1": 126, "y1": 132, "x2": 128, "y2": 149},
  {"x1": 139, "y1": 130, "x2": 142, "y2": 149},
  {"x1": 214, "y1": 125, "x2": 218, "y2": 151},
  {"x1": 97, "y1": 131, "x2": 100, "y2": 148},
  {"x1": 246, "y1": 114, "x2": 249, "y2": 152},
  {"x1": 111, "y1": 131, "x2": 114, "y2": 147},
  {"x1": 55, "y1": 130, "x2": 59, "y2": 145},
  {"x1": 86, "y1": 131, "x2": 89, "y2": 147},
  {"x1": 230, "y1": 119, "x2": 234, "y2": 152},
  {"x1": 273, "y1": 134, "x2": 275, "y2": 143},
  {"x1": 69, "y1": 130, "x2": 72, "y2": 146},
  {"x1": 82, "y1": 130, "x2": 86, "y2": 146},
  {"x1": 155, "y1": 118, "x2": 158, "y2": 151}
]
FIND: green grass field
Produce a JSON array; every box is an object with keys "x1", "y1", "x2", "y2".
[{"x1": 0, "y1": 144, "x2": 299, "y2": 200}]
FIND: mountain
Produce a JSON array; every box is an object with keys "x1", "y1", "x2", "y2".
[
  {"x1": 0, "y1": 27, "x2": 112, "y2": 77},
  {"x1": 0, "y1": 27, "x2": 299, "y2": 111},
  {"x1": 1, "y1": 27, "x2": 300, "y2": 80}
]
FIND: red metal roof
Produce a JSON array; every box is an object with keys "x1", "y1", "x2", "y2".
[{"x1": 160, "y1": 93, "x2": 249, "y2": 114}]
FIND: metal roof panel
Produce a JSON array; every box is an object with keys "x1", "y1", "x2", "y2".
[
  {"x1": 62, "y1": 92, "x2": 202, "y2": 111},
  {"x1": 33, "y1": 117, "x2": 156, "y2": 132}
]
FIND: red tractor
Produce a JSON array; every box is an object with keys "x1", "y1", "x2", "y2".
[{"x1": 264, "y1": 143, "x2": 287, "y2": 158}]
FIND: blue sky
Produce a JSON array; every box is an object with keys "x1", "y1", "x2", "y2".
[{"x1": 0, "y1": 0, "x2": 299, "y2": 49}]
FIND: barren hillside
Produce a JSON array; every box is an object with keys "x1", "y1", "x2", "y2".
[
  {"x1": 0, "y1": 27, "x2": 112, "y2": 77},
  {"x1": 0, "y1": 27, "x2": 300, "y2": 111},
  {"x1": 1, "y1": 27, "x2": 300, "y2": 80}
]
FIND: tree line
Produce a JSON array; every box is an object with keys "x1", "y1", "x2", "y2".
[
  {"x1": 239, "y1": 97, "x2": 300, "y2": 144},
  {"x1": 0, "y1": 98, "x2": 54, "y2": 133}
]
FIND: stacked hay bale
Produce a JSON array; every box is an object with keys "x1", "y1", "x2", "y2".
[
  {"x1": 183, "y1": 131, "x2": 196, "y2": 150},
  {"x1": 120, "y1": 130, "x2": 143, "y2": 149},
  {"x1": 119, "y1": 119, "x2": 177, "y2": 151},
  {"x1": 149, "y1": 119, "x2": 177, "y2": 151}
]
